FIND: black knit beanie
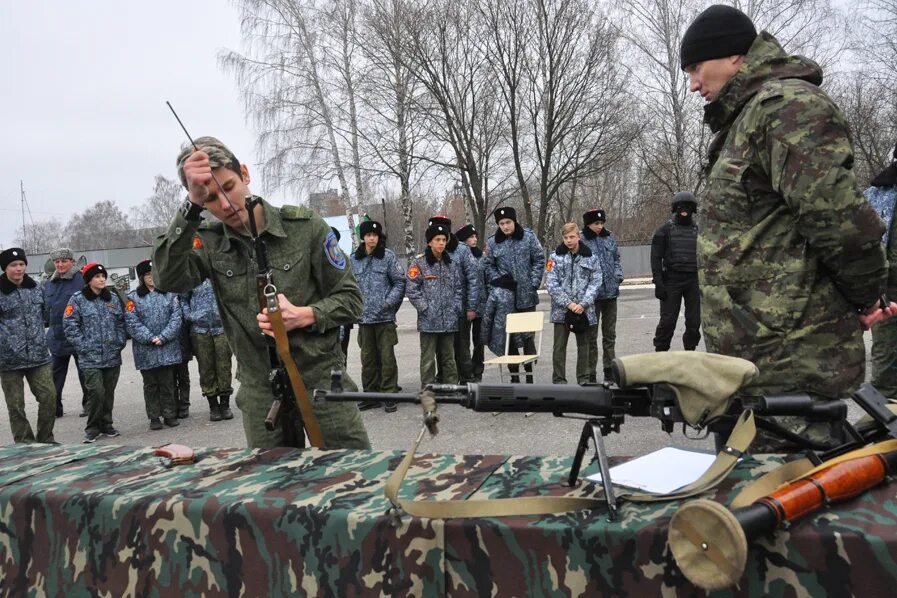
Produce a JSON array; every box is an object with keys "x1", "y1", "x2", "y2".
[{"x1": 680, "y1": 5, "x2": 757, "y2": 69}]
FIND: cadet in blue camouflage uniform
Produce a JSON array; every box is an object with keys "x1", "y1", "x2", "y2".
[
  {"x1": 63, "y1": 263, "x2": 127, "y2": 443},
  {"x1": 580, "y1": 209, "x2": 624, "y2": 382},
  {"x1": 547, "y1": 224, "x2": 602, "y2": 385},
  {"x1": 483, "y1": 207, "x2": 545, "y2": 383},
  {"x1": 866, "y1": 144, "x2": 897, "y2": 400},
  {"x1": 457, "y1": 224, "x2": 486, "y2": 381},
  {"x1": 183, "y1": 278, "x2": 233, "y2": 421},
  {"x1": 125, "y1": 260, "x2": 183, "y2": 431},
  {"x1": 0, "y1": 248, "x2": 56, "y2": 443},
  {"x1": 682, "y1": 5, "x2": 895, "y2": 449},
  {"x1": 427, "y1": 215, "x2": 479, "y2": 384},
  {"x1": 406, "y1": 223, "x2": 463, "y2": 386},
  {"x1": 350, "y1": 220, "x2": 405, "y2": 413},
  {"x1": 153, "y1": 137, "x2": 370, "y2": 450}
]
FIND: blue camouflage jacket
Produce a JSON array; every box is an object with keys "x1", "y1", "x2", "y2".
[
  {"x1": 42, "y1": 267, "x2": 84, "y2": 357},
  {"x1": 0, "y1": 274, "x2": 51, "y2": 371},
  {"x1": 182, "y1": 279, "x2": 224, "y2": 335},
  {"x1": 447, "y1": 238, "x2": 479, "y2": 311},
  {"x1": 125, "y1": 286, "x2": 183, "y2": 371},
  {"x1": 481, "y1": 286, "x2": 520, "y2": 356},
  {"x1": 546, "y1": 242, "x2": 602, "y2": 325},
  {"x1": 469, "y1": 246, "x2": 488, "y2": 317},
  {"x1": 484, "y1": 224, "x2": 545, "y2": 309},
  {"x1": 350, "y1": 244, "x2": 406, "y2": 324},
  {"x1": 580, "y1": 227, "x2": 624, "y2": 300},
  {"x1": 63, "y1": 287, "x2": 127, "y2": 369},
  {"x1": 865, "y1": 186, "x2": 896, "y2": 246},
  {"x1": 406, "y1": 249, "x2": 463, "y2": 333}
]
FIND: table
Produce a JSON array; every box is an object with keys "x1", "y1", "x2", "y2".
[{"x1": 0, "y1": 443, "x2": 895, "y2": 596}]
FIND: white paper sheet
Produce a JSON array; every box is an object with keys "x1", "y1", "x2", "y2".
[{"x1": 585, "y1": 446, "x2": 717, "y2": 494}]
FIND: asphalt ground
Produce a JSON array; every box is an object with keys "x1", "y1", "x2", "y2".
[{"x1": 1, "y1": 285, "x2": 874, "y2": 458}]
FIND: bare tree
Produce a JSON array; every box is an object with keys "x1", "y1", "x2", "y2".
[
  {"x1": 65, "y1": 200, "x2": 132, "y2": 251},
  {"x1": 131, "y1": 175, "x2": 183, "y2": 229},
  {"x1": 13, "y1": 219, "x2": 66, "y2": 254}
]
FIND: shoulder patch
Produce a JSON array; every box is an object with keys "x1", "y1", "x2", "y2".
[
  {"x1": 126, "y1": 299, "x2": 135, "y2": 313},
  {"x1": 64, "y1": 304, "x2": 74, "y2": 318},
  {"x1": 281, "y1": 205, "x2": 313, "y2": 220},
  {"x1": 192, "y1": 236, "x2": 203, "y2": 250},
  {"x1": 324, "y1": 230, "x2": 347, "y2": 270},
  {"x1": 546, "y1": 259, "x2": 554, "y2": 272},
  {"x1": 408, "y1": 264, "x2": 421, "y2": 279}
]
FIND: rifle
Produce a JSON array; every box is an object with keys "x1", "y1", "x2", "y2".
[
  {"x1": 245, "y1": 196, "x2": 324, "y2": 448},
  {"x1": 316, "y1": 371, "x2": 897, "y2": 520}
]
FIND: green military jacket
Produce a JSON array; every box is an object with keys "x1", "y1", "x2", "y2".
[
  {"x1": 700, "y1": 32, "x2": 887, "y2": 399},
  {"x1": 152, "y1": 199, "x2": 362, "y2": 391}
]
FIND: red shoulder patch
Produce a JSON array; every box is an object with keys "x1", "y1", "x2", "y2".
[
  {"x1": 64, "y1": 304, "x2": 74, "y2": 318},
  {"x1": 546, "y1": 259, "x2": 554, "y2": 272},
  {"x1": 408, "y1": 264, "x2": 421, "y2": 279},
  {"x1": 126, "y1": 300, "x2": 135, "y2": 313},
  {"x1": 192, "y1": 236, "x2": 203, "y2": 250}
]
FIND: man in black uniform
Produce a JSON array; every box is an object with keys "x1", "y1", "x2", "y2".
[{"x1": 651, "y1": 191, "x2": 701, "y2": 351}]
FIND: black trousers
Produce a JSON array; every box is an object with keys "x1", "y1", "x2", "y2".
[
  {"x1": 52, "y1": 353, "x2": 87, "y2": 409},
  {"x1": 654, "y1": 272, "x2": 701, "y2": 351}
]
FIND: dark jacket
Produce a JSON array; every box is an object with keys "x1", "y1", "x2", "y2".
[{"x1": 43, "y1": 267, "x2": 85, "y2": 357}]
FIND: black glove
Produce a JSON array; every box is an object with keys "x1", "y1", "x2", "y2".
[
  {"x1": 655, "y1": 285, "x2": 667, "y2": 301},
  {"x1": 490, "y1": 275, "x2": 517, "y2": 291}
]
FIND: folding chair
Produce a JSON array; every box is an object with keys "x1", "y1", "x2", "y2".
[{"x1": 483, "y1": 311, "x2": 544, "y2": 383}]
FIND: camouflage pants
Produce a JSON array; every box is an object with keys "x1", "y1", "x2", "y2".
[
  {"x1": 83, "y1": 367, "x2": 120, "y2": 436},
  {"x1": 552, "y1": 324, "x2": 592, "y2": 385},
  {"x1": 357, "y1": 322, "x2": 398, "y2": 393},
  {"x1": 588, "y1": 298, "x2": 618, "y2": 380},
  {"x1": 173, "y1": 361, "x2": 190, "y2": 413},
  {"x1": 192, "y1": 333, "x2": 233, "y2": 397},
  {"x1": 141, "y1": 365, "x2": 176, "y2": 421},
  {"x1": 0, "y1": 365, "x2": 56, "y2": 443},
  {"x1": 420, "y1": 332, "x2": 457, "y2": 387},
  {"x1": 871, "y1": 317, "x2": 897, "y2": 400},
  {"x1": 236, "y1": 374, "x2": 371, "y2": 450}
]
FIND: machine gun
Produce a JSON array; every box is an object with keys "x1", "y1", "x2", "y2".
[{"x1": 316, "y1": 370, "x2": 897, "y2": 520}]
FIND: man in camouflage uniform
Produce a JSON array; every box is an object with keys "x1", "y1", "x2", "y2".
[
  {"x1": 484, "y1": 207, "x2": 545, "y2": 383},
  {"x1": 406, "y1": 222, "x2": 463, "y2": 386},
  {"x1": 350, "y1": 220, "x2": 405, "y2": 412},
  {"x1": 580, "y1": 209, "x2": 624, "y2": 382},
  {"x1": 427, "y1": 215, "x2": 478, "y2": 384},
  {"x1": 682, "y1": 5, "x2": 895, "y2": 449},
  {"x1": 457, "y1": 223, "x2": 486, "y2": 381},
  {"x1": 153, "y1": 136, "x2": 370, "y2": 450},
  {"x1": 0, "y1": 248, "x2": 56, "y2": 443},
  {"x1": 125, "y1": 260, "x2": 183, "y2": 431},
  {"x1": 63, "y1": 263, "x2": 127, "y2": 443},
  {"x1": 183, "y1": 278, "x2": 234, "y2": 421}
]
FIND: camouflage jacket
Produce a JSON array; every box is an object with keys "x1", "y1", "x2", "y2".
[
  {"x1": 447, "y1": 238, "x2": 479, "y2": 311},
  {"x1": 546, "y1": 243, "x2": 602, "y2": 325},
  {"x1": 864, "y1": 185, "x2": 897, "y2": 298},
  {"x1": 700, "y1": 32, "x2": 887, "y2": 399},
  {"x1": 0, "y1": 274, "x2": 51, "y2": 372},
  {"x1": 42, "y1": 267, "x2": 84, "y2": 357},
  {"x1": 480, "y1": 286, "x2": 523, "y2": 356},
  {"x1": 470, "y1": 246, "x2": 488, "y2": 317},
  {"x1": 406, "y1": 249, "x2": 463, "y2": 333},
  {"x1": 350, "y1": 245, "x2": 405, "y2": 324},
  {"x1": 124, "y1": 287, "x2": 183, "y2": 371},
  {"x1": 484, "y1": 225, "x2": 545, "y2": 309},
  {"x1": 580, "y1": 227, "x2": 624, "y2": 299},
  {"x1": 182, "y1": 279, "x2": 224, "y2": 336},
  {"x1": 63, "y1": 287, "x2": 127, "y2": 370},
  {"x1": 152, "y1": 198, "x2": 362, "y2": 391}
]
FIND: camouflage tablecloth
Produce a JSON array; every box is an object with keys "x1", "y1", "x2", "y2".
[{"x1": 0, "y1": 443, "x2": 895, "y2": 597}]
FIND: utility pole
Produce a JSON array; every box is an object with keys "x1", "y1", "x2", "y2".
[{"x1": 20, "y1": 180, "x2": 27, "y2": 252}]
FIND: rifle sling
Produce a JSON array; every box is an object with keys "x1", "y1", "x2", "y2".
[
  {"x1": 266, "y1": 307, "x2": 325, "y2": 448},
  {"x1": 384, "y1": 410, "x2": 756, "y2": 518}
]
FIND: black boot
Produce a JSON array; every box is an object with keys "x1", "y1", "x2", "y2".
[
  {"x1": 207, "y1": 396, "x2": 222, "y2": 422},
  {"x1": 219, "y1": 395, "x2": 234, "y2": 420}
]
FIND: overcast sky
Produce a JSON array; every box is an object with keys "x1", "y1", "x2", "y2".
[{"x1": 0, "y1": 1, "x2": 276, "y2": 250}]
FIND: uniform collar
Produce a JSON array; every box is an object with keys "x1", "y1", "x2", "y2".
[
  {"x1": 50, "y1": 267, "x2": 78, "y2": 282},
  {"x1": 83, "y1": 285, "x2": 112, "y2": 301},
  {"x1": 220, "y1": 197, "x2": 287, "y2": 247},
  {"x1": 425, "y1": 247, "x2": 451, "y2": 265},
  {"x1": 0, "y1": 273, "x2": 37, "y2": 294}
]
